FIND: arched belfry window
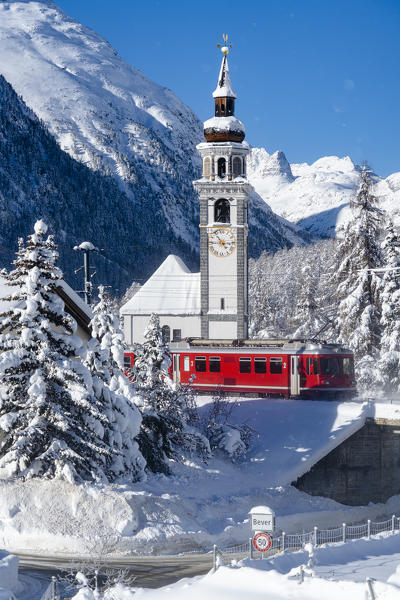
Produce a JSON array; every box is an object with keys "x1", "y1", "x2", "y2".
[
  {"x1": 162, "y1": 325, "x2": 170, "y2": 343},
  {"x1": 232, "y1": 156, "x2": 242, "y2": 177},
  {"x1": 203, "y1": 156, "x2": 211, "y2": 178},
  {"x1": 217, "y1": 157, "x2": 226, "y2": 178},
  {"x1": 214, "y1": 198, "x2": 230, "y2": 223}
]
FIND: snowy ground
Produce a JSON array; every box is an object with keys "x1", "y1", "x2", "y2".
[
  {"x1": 67, "y1": 532, "x2": 400, "y2": 599},
  {"x1": 0, "y1": 398, "x2": 400, "y2": 556}
]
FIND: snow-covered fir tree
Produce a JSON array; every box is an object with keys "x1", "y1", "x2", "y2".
[
  {"x1": 330, "y1": 166, "x2": 383, "y2": 390},
  {"x1": 293, "y1": 265, "x2": 325, "y2": 339},
  {"x1": 134, "y1": 313, "x2": 209, "y2": 474},
  {"x1": 84, "y1": 285, "x2": 146, "y2": 481},
  {"x1": 377, "y1": 220, "x2": 400, "y2": 393},
  {"x1": 0, "y1": 221, "x2": 137, "y2": 482}
]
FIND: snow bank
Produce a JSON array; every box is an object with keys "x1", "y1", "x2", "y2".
[
  {"x1": 0, "y1": 399, "x2": 399, "y2": 556},
  {"x1": 0, "y1": 479, "x2": 140, "y2": 555},
  {"x1": 104, "y1": 562, "x2": 400, "y2": 600}
]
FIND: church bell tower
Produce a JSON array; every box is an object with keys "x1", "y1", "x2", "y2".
[{"x1": 194, "y1": 36, "x2": 252, "y2": 340}]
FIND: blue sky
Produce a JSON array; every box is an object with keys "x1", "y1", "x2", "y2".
[{"x1": 57, "y1": 0, "x2": 400, "y2": 176}]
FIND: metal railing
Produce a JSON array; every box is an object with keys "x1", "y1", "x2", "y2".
[{"x1": 212, "y1": 514, "x2": 400, "y2": 567}]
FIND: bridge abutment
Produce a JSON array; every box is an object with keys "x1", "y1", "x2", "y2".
[{"x1": 293, "y1": 418, "x2": 400, "y2": 506}]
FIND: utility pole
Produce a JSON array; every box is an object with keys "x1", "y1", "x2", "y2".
[{"x1": 73, "y1": 241, "x2": 99, "y2": 304}]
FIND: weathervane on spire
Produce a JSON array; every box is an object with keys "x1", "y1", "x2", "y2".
[{"x1": 217, "y1": 33, "x2": 232, "y2": 55}]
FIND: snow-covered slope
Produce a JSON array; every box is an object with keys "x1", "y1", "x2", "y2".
[
  {"x1": 0, "y1": 0, "x2": 309, "y2": 280},
  {"x1": 248, "y1": 148, "x2": 400, "y2": 237},
  {"x1": 0, "y1": 0, "x2": 201, "y2": 245}
]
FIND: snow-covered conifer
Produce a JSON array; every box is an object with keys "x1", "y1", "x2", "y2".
[
  {"x1": 134, "y1": 314, "x2": 209, "y2": 473},
  {"x1": 293, "y1": 265, "x2": 325, "y2": 339},
  {"x1": 331, "y1": 166, "x2": 383, "y2": 389},
  {"x1": 85, "y1": 286, "x2": 145, "y2": 481},
  {"x1": 0, "y1": 221, "x2": 120, "y2": 482},
  {"x1": 377, "y1": 220, "x2": 400, "y2": 393}
]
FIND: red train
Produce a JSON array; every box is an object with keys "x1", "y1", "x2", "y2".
[{"x1": 125, "y1": 338, "x2": 356, "y2": 399}]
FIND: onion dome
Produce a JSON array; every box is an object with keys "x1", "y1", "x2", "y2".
[{"x1": 204, "y1": 39, "x2": 245, "y2": 143}]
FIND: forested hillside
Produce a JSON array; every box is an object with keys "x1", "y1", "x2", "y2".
[{"x1": 0, "y1": 73, "x2": 199, "y2": 291}]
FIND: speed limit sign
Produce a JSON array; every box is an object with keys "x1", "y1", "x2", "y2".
[{"x1": 253, "y1": 532, "x2": 272, "y2": 552}]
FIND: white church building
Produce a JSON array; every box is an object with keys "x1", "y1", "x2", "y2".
[{"x1": 121, "y1": 42, "x2": 253, "y2": 345}]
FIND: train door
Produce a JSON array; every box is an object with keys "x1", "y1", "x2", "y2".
[
  {"x1": 290, "y1": 355, "x2": 300, "y2": 396},
  {"x1": 173, "y1": 353, "x2": 181, "y2": 384}
]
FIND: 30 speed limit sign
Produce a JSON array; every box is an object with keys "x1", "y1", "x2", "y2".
[{"x1": 253, "y1": 532, "x2": 272, "y2": 552}]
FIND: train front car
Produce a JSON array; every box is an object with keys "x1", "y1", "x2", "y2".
[
  {"x1": 290, "y1": 342, "x2": 357, "y2": 399},
  {"x1": 169, "y1": 339, "x2": 357, "y2": 400}
]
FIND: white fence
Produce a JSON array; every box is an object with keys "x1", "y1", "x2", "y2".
[{"x1": 214, "y1": 514, "x2": 400, "y2": 564}]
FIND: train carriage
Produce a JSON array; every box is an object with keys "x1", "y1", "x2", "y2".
[{"x1": 168, "y1": 339, "x2": 356, "y2": 399}]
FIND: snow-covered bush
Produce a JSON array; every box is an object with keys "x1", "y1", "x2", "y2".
[{"x1": 203, "y1": 390, "x2": 254, "y2": 462}]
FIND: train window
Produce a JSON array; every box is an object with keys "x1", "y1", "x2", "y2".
[
  {"x1": 306, "y1": 358, "x2": 312, "y2": 375},
  {"x1": 343, "y1": 357, "x2": 354, "y2": 376},
  {"x1": 209, "y1": 356, "x2": 221, "y2": 372},
  {"x1": 313, "y1": 358, "x2": 320, "y2": 375},
  {"x1": 239, "y1": 357, "x2": 251, "y2": 373},
  {"x1": 123, "y1": 355, "x2": 132, "y2": 370},
  {"x1": 320, "y1": 357, "x2": 340, "y2": 375},
  {"x1": 254, "y1": 357, "x2": 266, "y2": 374},
  {"x1": 195, "y1": 356, "x2": 207, "y2": 372},
  {"x1": 270, "y1": 357, "x2": 282, "y2": 374},
  {"x1": 184, "y1": 356, "x2": 190, "y2": 371}
]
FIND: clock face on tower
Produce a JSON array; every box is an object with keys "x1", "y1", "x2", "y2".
[{"x1": 208, "y1": 228, "x2": 236, "y2": 257}]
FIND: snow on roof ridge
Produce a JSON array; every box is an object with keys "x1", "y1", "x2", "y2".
[{"x1": 151, "y1": 254, "x2": 192, "y2": 276}]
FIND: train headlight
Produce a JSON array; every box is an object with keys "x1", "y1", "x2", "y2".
[{"x1": 324, "y1": 381, "x2": 330, "y2": 385}]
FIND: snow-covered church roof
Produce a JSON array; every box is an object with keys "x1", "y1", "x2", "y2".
[{"x1": 121, "y1": 255, "x2": 200, "y2": 316}]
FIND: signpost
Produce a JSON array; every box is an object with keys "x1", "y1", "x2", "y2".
[
  {"x1": 249, "y1": 506, "x2": 275, "y2": 532},
  {"x1": 249, "y1": 506, "x2": 275, "y2": 559},
  {"x1": 253, "y1": 531, "x2": 272, "y2": 552}
]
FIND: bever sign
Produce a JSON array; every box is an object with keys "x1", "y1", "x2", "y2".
[
  {"x1": 251, "y1": 513, "x2": 274, "y2": 532},
  {"x1": 249, "y1": 506, "x2": 275, "y2": 533}
]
